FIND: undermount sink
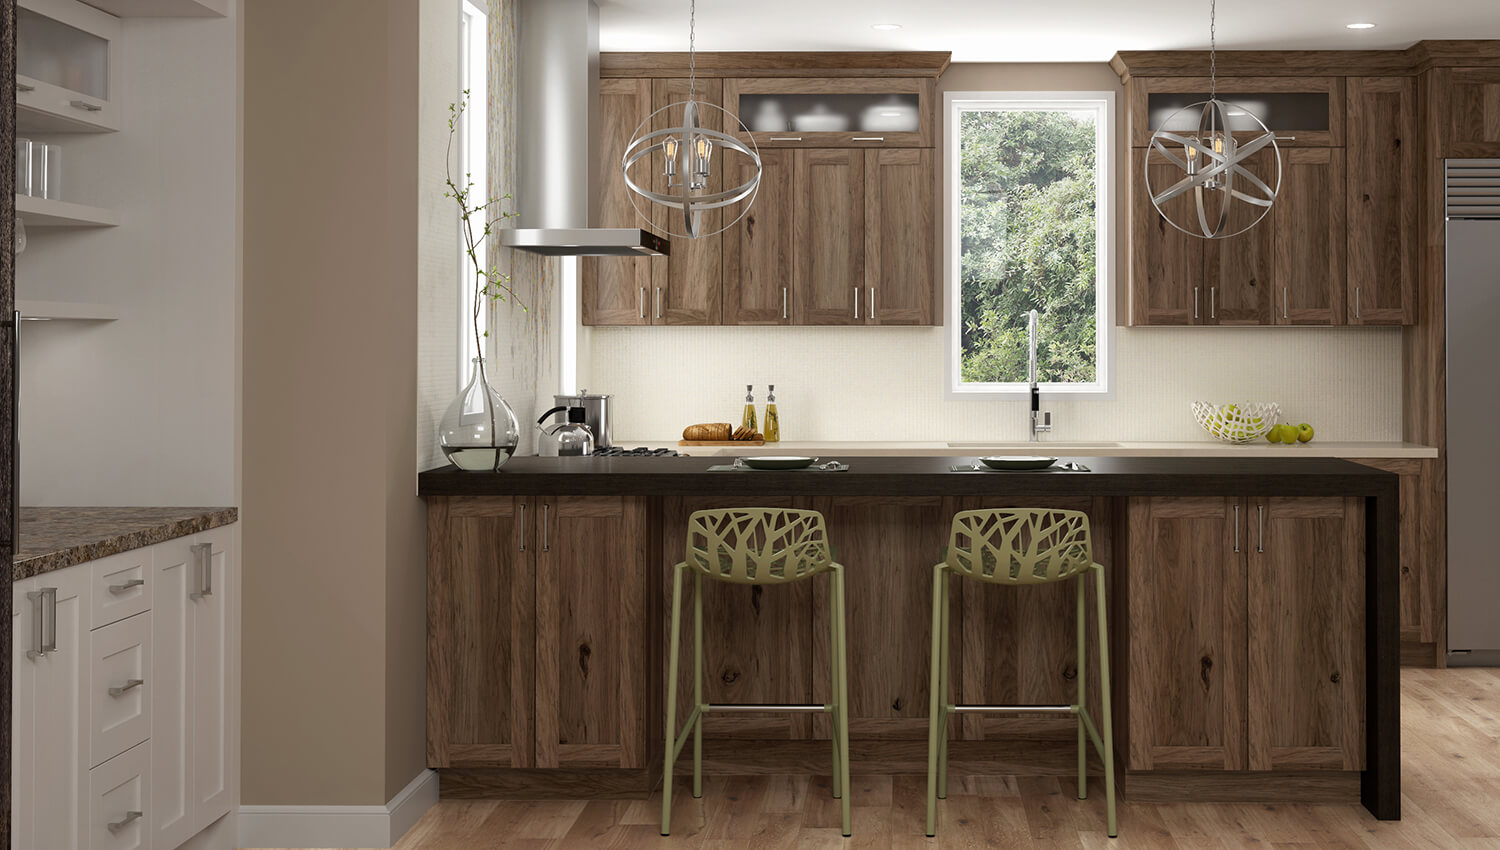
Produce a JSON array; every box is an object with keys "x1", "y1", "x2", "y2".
[{"x1": 945, "y1": 441, "x2": 1122, "y2": 449}]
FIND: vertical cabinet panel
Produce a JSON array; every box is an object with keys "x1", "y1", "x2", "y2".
[
  {"x1": 1247, "y1": 498, "x2": 1365, "y2": 771},
  {"x1": 651, "y1": 78, "x2": 724, "y2": 325},
  {"x1": 427, "y1": 497, "x2": 534, "y2": 768},
  {"x1": 151, "y1": 542, "x2": 195, "y2": 849},
  {"x1": 29, "y1": 567, "x2": 89, "y2": 850},
  {"x1": 864, "y1": 148, "x2": 935, "y2": 325},
  {"x1": 1130, "y1": 148, "x2": 1205, "y2": 325},
  {"x1": 534, "y1": 497, "x2": 649, "y2": 769},
  {"x1": 1274, "y1": 148, "x2": 1346, "y2": 324},
  {"x1": 795, "y1": 149, "x2": 864, "y2": 325},
  {"x1": 12, "y1": 581, "x2": 37, "y2": 850},
  {"x1": 583, "y1": 78, "x2": 653, "y2": 326},
  {"x1": 1203, "y1": 150, "x2": 1274, "y2": 325},
  {"x1": 191, "y1": 527, "x2": 233, "y2": 827},
  {"x1": 724, "y1": 148, "x2": 796, "y2": 324},
  {"x1": 1126, "y1": 497, "x2": 1246, "y2": 771},
  {"x1": 1346, "y1": 77, "x2": 1417, "y2": 325}
]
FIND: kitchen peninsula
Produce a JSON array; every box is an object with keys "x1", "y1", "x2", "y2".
[{"x1": 418, "y1": 455, "x2": 1400, "y2": 820}]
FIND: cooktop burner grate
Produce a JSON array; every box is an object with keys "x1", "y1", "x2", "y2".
[{"x1": 592, "y1": 446, "x2": 682, "y2": 457}]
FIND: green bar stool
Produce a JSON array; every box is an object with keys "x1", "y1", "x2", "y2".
[
  {"x1": 924, "y1": 508, "x2": 1117, "y2": 838},
  {"x1": 661, "y1": 508, "x2": 851, "y2": 837}
]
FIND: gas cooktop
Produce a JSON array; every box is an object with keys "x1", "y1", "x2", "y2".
[{"x1": 592, "y1": 446, "x2": 682, "y2": 457}]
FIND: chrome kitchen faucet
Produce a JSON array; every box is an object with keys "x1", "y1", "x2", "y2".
[{"x1": 1028, "y1": 309, "x2": 1052, "y2": 442}]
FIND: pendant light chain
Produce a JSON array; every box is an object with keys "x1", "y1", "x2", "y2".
[
  {"x1": 1209, "y1": 0, "x2": 1217, "y2": 98},
  {"x1": 688, "y1": 0, "x2": 697, "y2": 103}
]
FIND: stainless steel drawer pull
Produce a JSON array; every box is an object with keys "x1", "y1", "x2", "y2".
[
  {"x1": 869, "y1": 287, "x2": 875, "y2": 320},
  {"x1": 1210, "y1": 287, "x2": 1217, "y2": 319},
  {"x1": 852, "y1": 136, "x2": 885, "y2": 142},
  {"x1": 17, "y1": 82, "x2": 34, "y2": 92},
  {"x1": 781, "y1": 286, "x2": 788, "y2": 320},
  {"x1": 69, "y1": 99, "x2": 103, "y2": 112},
  {"x1": 109, "y1": 679, "x2": 144, "y2": 697},
  {"x1": 1355, "y1": 287, "x2": 1361, "y2": 319},
  {"x1": 1275, "y1": 135, "x2": 1297, "y2": 141},
  {"x1": 853, "y1": 287, "x2": 860, "y2": 319},
  {"x1": 638, "y1": 287, "x2": 645, "y2": 319},
  {"x1": 109, "y1": 578, "x2": 145, "y2": 594},
  {"x1": 541, "y1": 503, "x2": 551, "y2": 553},
  {"x1": 517, "y1": 503, "x2": 526, "y2": 552},
  {"x1": 107, "y1": 811, "x2": 143, "y2": 833},
  {"x1": 191, "y1": 543, "x2": 213, "y2": 598},
  {"x1": 655, "y1": 286, "x2": 662, "y2": 319},
  {"x1": 26, "y1": 587, "x2": 54, "y2": 659},
  {"x1": 768, "y1": 136, "x2": 802, "y2": 141},
  {"x1": 1233, "y1": 504, "x2": 1241, "y2": 553},
  {"x1": 1283, "y1": 287, "x2": 1289, "y2": 319},
  {"x1": 1194, "y1": 287, "x2": 1200, "y2": 320},
  {"x1": 1257, "y1": 505, "x2": 1265, "y2": 554}
]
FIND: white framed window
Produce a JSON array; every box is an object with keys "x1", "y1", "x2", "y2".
[
  {"x1": 458, "y1": 0, "x2": 489, "y2": 385},
  {"x1": 944, "y1": 91, "x2": 1114, "y2": 398}
]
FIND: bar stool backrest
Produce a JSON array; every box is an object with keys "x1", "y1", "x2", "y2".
[
  {"x1": 943, "y1": 508, "x2": 1094, "y2": 585},
  {"x1": 684, "y1": 508, "x2": 833, "y2": 584}
]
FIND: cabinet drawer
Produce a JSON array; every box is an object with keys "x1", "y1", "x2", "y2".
[
  {"x1": 90, "y1": 613, "x2": 151, "y2": 768},
  {"x1": 91, "y1": 548, "x2": 152, "y2": 629},
  {"x1": 89, "y1": 741, "x2": 149, "y2": 850}
]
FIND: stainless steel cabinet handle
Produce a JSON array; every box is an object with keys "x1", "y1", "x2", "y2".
[
  {"x1": 517, "y1": 503, "x2": 526, "y2": 552},
  {"x1": 107, "y1": 811, "x2": 143, "y2": 833},
  {"x1": 1210, "y1": 287, "x2": 1217, "y2": 319},
  {"x1": 1283, "y1": 288, "x2": 1289, "y2": 319},
  {"x1": 1194, "y1": 287, "x2": 1200, "y2": 320},
  {"x1": 654, "y1": 287, "x2": 662, "y2": 319},
  {"x1": 853, "y1": 287, "x2": 860, "y2": 319},
  {"x1": 34, "y1": 587, "x2": 58, "y2": 655},
  {"x1": 637, "y1": 287, "x2": 645, "y2": 319},
  {"x1": 1355, "y1": 287, "x2": 1361, "y2": 319},
  {"x1": 109, "y1": 679, "x2": 144, "y2": 697},
  {"x1": 541, "y1": 504, "x2": 551, "y2": 553},
  {"x1": 1275, "y1": 135, "x2": 1297, "y2": 141},
  {"x1": 1233, "y1": 504, "x2": 1241, "y2": 553},
  {"x1": 69, "y1": 99, "x2": 103, "y2": 112},
  {"x1": 16, "y1": 82, "x2": 34, "y2": 92},
  {"x1": 109, "y1": 578, "x2": 145, "y2": 594},
  {"x1": 869, "y1": 287, "x2": 875, "y2": 320},
  {"x1": 191, "y1": 543, "x2": 213, "y2": 598},
  {"x1": 781, "y1": 287, "x2": 788, "y2": 320},
  {"x1": 852, "y1": 136, "x2": 885, "y2": 142},
  {"x1": 26, "y1": 588, "x2": 48, "y2": 659},
  {"x1": 1257, "y1": 505, "x2": 1265, "y2": 554},
  {"x1": 11, "y1": 311, "x2": 19, "y2": 550},
  {"x1": 769, "y1": 136, "x2": 802, "y2": 141}
]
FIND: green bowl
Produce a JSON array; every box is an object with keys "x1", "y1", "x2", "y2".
[
  {"x1": 978, "y1": 456, "x2": 1059, "y2": 471},
  {"x1": 741, "y1": 456, "x2": 816, "y2": 470}
]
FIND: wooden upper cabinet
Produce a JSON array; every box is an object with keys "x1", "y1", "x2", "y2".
[
  {"x1": 650, "y1": 78, "x2": 724, "y2": 325},
  {"x1": 533, "y1": 497, "x2": 650, "y2": 770},
  {"x1": 1130, "y1": 147, "x2": 1205, "y2": 325},
  {"x1": 1346, "y1": 76, "x2": 1417, "y2": 325},
  {"x1": 427, "y1": 497, "x2": 535, "y2": 769},
  {"x1": 725, "y1": 77, "x2": 935, "y2": 148},
  {"x1": 795, "y1": 149, "x2": 865, "y2": 325},
  {"x1": 1247, "y1": 498, "x2": 1365, "y2": 771},
  {"x1": 583, "y1": 78, "x2": 653, "y2": 326},
  {"x1": 1434, "y1": 67, "x2": 1500, "y2": 157},
  {"x1": 1126, "y1": 497, "x2": 1246, "y2": 771},
  {"x1": 1274, "y1": 148, "x2": 1346, "y2": 325},
  {"x1": 1128, "y1": 76, "x2": 1344, "y2": 148},
  {"x1": 1202, "y1": 148, "x2": 1275, "y2": 325},
  {"x1": 723, "y1": 148, "x2": 796, "y2": 324},
  {"x1": 864, "y1": 148, "x2": 935, "y2": 325}
]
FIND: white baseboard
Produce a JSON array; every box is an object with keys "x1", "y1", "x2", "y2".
[{"x1": 238, "y1": 769, "x2": 439, "y2": 849}]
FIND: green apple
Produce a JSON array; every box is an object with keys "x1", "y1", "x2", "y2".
[
  {"x1": 1265, "y1": 425, "x2": 1282, "y2": 443},
  {"x1": 1297, "y1": 423, "x2": 1315, "y2": 443}
]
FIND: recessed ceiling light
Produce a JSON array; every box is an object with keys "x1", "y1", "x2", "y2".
[
  {"x1": 1346, "y1": 22, "x2": 1376, "y2": 29},
  {"x1": 871, "y1": 23, "x2": 902, "y2": 31}
]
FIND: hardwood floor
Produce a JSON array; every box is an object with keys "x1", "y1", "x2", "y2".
[{"x1": 250, "y1": 668, "x2": 1500, "y2": 849}]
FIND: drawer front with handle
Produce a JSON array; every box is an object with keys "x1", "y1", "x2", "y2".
[
  {"x1": 92, "y1": 547, "x2": 152, "y2": 629},
  {"x1": 90, "y1": 741, "x2": 150, "y2": 850},
  {"x1": 90, "y1": 612, "x2": 151, "y2": 767}
]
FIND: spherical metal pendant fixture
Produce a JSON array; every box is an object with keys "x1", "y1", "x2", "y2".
[
  {"x1": 1145, "y1": 0, "x2": 1280, "y2": 240},
  {"x1": 620, "y1": 1, "x2": 762, "y2": 239}
]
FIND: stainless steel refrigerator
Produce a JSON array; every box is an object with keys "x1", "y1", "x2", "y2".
[{"x1": 1446, "y1": 159, "x2": 1500, "y2": 664}]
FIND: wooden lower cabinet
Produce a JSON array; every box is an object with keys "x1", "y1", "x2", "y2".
[{"x1": 1125, "y1": 496, "x2": 1365, "y2": 777}]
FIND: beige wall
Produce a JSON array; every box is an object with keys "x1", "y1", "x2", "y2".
[{"x1": 243, "y1": 0, "x2": 431, "y2": 807}]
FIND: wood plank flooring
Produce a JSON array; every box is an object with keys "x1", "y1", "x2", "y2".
[{"x1": 248, "y1": 667, "x2": 1500, "y2": 849}]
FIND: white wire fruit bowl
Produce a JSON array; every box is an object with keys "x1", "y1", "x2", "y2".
[{"x1": 1192, "y1": 401, "x2": 1281, "y2": 444}]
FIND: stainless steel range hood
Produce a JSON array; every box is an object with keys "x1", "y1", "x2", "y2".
[{"x1": 499, "y1": 0, "x2": 668, "y2": 258}]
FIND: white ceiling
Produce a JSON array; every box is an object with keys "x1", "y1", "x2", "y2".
[{"x1": 597, "y1": 0, "x2": 1500, "y2": 63}]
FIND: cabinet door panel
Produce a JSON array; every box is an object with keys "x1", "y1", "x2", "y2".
[
  {"x1": 1439, "y1": 67, "x2": 1500, "y2": 156},
  {"x1": 1274, "y1": 148, "x2": 1345, "y2": 325},
  {"x1": 427, "y1": 497, "x2": 534, "y2": 768},
  {"x1": 1126, "y1": 497, "x2": 1246, "y2": 771},
  {"x1": 151, "y1": 542, "x2": 196, "y2": 849},
  {"x1": 1203, "y1": 148, "x2": 1274, "y2": 325},
  {"x1": 1248, "y1": 498, "x2": 1365, "y2": 771},
  {"x1": 535, "y1": 497, "x2": 649, "y2": 769},
  {"x1": 583, "y1": 78, "x2": 653, "y2": 326},
  {"x1": 13, "y1": 581, "x2": 36, "y2": 850},
  {"x1": 795, "y1": 149, "x2": 864, "y2": 325},
  {"x1": 1347, "y1": 77, "x2": 1416, "y2": 325},
  {"x1": 191, "y1": 527, "x2": 233, "y2": 826},
  {"x1": 1131, "y1": 148, "x2": 1205, "y2": 325},
  {"x1": 651, "y1": 78, "x2": 723, "y2": 325},
  {"x1": 865, "y1": 148, "x2": 934, "y2": 325},
  {"x1": 723, "y1": 149, "x2": 795, "y2": 324},
  {"x1": 33, "y1": 567, "x2": 89, "y2": 850},
  {"x1": 88, "y1": 613, "x2": 150, "y2": 769}
]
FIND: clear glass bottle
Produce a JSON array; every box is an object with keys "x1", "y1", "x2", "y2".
[
  {"x1": 439, "y1": 357, "x2": 521, "y2": 471},
  {"x1": 763, "y1": 384, "x2": 780, "y2": 442},
  {"x1": 741, "y1": 384, "x2": 757, "y2": 433}
]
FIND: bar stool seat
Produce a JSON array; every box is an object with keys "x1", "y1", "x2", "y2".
[
  {"x1": 925, "y1": 508, "x2": 1118, "y2": 838},
  {"x1": 661, "y1": 507, "x2": 851, "y2": 837}
]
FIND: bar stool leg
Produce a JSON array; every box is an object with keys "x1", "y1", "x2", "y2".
[
  {"x1": 829, "y1": 569, "x2": 843, "y2": 801},
  {"x1": 1077, "y1": 572, "x2": 1088, "y2": 801},
  {"x1": 936, "y1": 568, "x2": 950, "y2": 800},
  {"x1": 833, "y1": 564, "x2": 852, "y2": 836},
  {"x1": 1095, "y1": 566, "x2": 1118, "y2": 838},
  {"x1": 924, "y1": 564, "x2": 945, "y2": 837},
  {"x1": 661, "y1": 565, "x2": 684, "y2": 835},
  {"x1": 692, "y1": 572, "x2": 704, "y2": 799}
]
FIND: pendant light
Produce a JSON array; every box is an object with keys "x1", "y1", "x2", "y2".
[
  {"x1": 1146, "y1": 0, "x2": 1280, "y2": 239},
  {"x1": 620, "y1": 0, "x2": 762, "y2": 239}
]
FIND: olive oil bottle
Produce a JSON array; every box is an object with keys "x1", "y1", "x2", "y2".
[
  {"x1": 763, "y1": 384, "x2": 781, "y2": 442},
  {"x1": 741, "y1": 384, "x2": 757, "y2": 432}
]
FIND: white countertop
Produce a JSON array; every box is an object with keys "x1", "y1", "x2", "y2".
[{"x1": 621, "y1": 439, "x2": 1440, "y2": 460}]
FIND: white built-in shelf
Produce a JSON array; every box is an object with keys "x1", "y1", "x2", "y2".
[
  {"x1": 16, "y1": 300, "x2": 121, "y2": 321},
  {"x1": 16, "y1": 194, "x2": 120, "y2": 227},
  {"x1": 76, "y1": 0, "x2": 225, "y2": 16}
]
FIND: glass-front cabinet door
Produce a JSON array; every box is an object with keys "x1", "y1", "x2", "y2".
[
  {"x1": 725, "y1": 77, "x2": 934, "y2": 148},
  {"x1": 1128, "y1": 76, "x2": 1343, "y2": 148},
  {"x1": 16, "y1": 0, "x2": 122, "y2": 132}
]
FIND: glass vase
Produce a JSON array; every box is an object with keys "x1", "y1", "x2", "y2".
[{"x1": 439, "y1": 357, "x2": 521, "y2": 472}]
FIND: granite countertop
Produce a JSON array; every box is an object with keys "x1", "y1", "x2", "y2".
[
  {"x1": 13, "y1": 506, "x2": 239, "y2": 581},
  {"x1": 616, "y1": 439, "x2": 1441, "y2": 459}
]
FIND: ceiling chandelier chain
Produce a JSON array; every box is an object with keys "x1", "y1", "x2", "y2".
[
  {"x1": 1209, "y1": 0, "x2": 1216, "y2": 98},
  {"x1": 688, "y1": 0, "x2": 696, "y2": 104}
]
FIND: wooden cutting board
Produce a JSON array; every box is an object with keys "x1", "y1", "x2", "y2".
[{"x1": 678, "y1": 440, "x2": 767, "y2": 446}]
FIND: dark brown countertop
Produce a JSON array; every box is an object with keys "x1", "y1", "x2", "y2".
[
  {"x1": 13, "y1": 506, "x2": 239, "y2": 581},
  {"x1": 418, "y1": 455, "x2": 1398, "y2": 499}
]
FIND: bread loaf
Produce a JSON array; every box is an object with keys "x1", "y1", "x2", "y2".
[{"x1": 682, "y1": 422, "x2": 733, "y2": 441}]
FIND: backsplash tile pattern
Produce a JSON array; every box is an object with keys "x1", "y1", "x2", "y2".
[{"x1": 587, "y1": 325, "x2": 1403, "y2": 443}]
